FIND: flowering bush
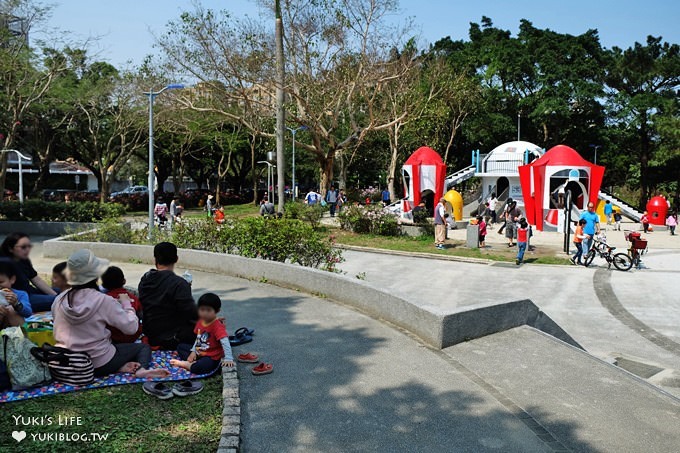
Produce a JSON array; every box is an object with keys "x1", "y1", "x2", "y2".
[
  {"x1": 338, "y1": 204, "x2": 400, "y2": 236},
  {"x1": 360, "y1": 186, "x2": 382, "y2": 203}
]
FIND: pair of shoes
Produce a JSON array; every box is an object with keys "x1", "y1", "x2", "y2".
[
  {"x1": 229, "y1": 327, "x2": 255, "y2": 346},
  {"x1": 252, "y1": 362, "x2": 273, "y2": 376},
  {"x1": 143, "y1": 380, "x2": 204, "y2": 399},
  {"x1": 237, "y1": 353, "x2": 259, "y2": 363}
]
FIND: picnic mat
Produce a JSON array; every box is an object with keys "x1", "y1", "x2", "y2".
[{"x1": 0, "y1": 350, "x2": 215, "y2": 404}]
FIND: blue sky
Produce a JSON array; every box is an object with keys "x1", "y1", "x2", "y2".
[{"x1": 45, "y1": 0, "x2": 680, "y2": 68}]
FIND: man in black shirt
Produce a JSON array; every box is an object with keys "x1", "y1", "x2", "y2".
[{"x1": 138, "y1": 242, "x2": 198, "y2": 349}]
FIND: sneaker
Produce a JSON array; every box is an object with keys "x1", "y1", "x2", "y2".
[
  {"x1": 570, "y1": 257, "x2": 576, "y2": 265},
  {"x1": 142, "y1": 382, "x2": 174, "y2": 400},
  {"x1": 171, "y1": 380, "x2": 204, "y2": 397},
  {"x1": 516, "y1": 259, "x2": 520, "y2": 265}
]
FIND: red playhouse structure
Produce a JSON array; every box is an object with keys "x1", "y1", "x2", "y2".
[
  {"x1": 518, "y1": 145, "x2": 605, "y2": 232},
  {"x1": 646, "y1": 196, "x2": 669, "y2": 226},
  {"x1": 401, "y1": 146, "x2": 447, "y2": 214}
]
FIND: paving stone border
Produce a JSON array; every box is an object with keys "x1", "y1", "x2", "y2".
[{"x1": 218, "y1": 367, "x2": 241, "y2": 452}]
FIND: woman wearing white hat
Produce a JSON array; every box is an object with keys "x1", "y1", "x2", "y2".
[{"x1": 52, "y1": 249, "x2": 170, "y2": 378}]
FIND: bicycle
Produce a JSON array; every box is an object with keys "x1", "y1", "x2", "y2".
[
  {"x1": 583, "y1": 235, "x2": 633, "y2": 271},
  {"x1": 624, "y1": 230, "x2": 648, "y2": 270}
]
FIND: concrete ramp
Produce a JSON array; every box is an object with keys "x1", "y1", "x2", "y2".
[{"x1": 445, "y1": 326, "x2": 680, "y2": 453}]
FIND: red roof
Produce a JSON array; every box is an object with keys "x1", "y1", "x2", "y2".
[
  {"x1": 528, "y1": 145, "x2": 591, "y2": 167},
  {"x1": 404, "y1": 147, "x2": 444, "y2": 165}
]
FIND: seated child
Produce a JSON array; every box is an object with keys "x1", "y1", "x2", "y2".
[
  {"x1": 0, "y1": 261, "x2": 32, "y2": 328},
  {"x1": 52, "y1": 261, "x2": 70, "y2": 293},
  {"x1": 171, "y1": 293, "x2": 234, "y2": 374},
  {"x1": 101, "y1": 266, "x2": 143, "y2": 344}
]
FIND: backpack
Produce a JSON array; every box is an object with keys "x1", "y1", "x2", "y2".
[
  {"x1": 0, "y1": 327, "x2": 52, "y2": 390},
  {"x1": 31, "y1": 344, "x2": 94, "y2": 387}
]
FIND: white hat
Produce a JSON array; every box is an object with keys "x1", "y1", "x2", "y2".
[{"x1": 65, "y1": 249, "x2": 110, "y2": 286}]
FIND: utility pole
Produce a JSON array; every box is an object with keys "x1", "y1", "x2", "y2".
[{"x1": 275, "y1": 0, "x2": 286, "y2": 213}]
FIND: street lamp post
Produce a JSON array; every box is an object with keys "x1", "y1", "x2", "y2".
[
  {"x1": 258, "y1": 161, "x2": 276, "y2": 203},
  {"x1": 589, "y1": 144, "x2": 602, "y2": 165},
  {"x1": 517, "y1": 112, "x2": 521, "y2": 141},
  {"x1": 1, "y1": 149, "x2": 30, "y2": 204},
  {"x1": 286, "y1": 125, "x2": 307, "y2": 199},
  {"x1": 143, "y1": 84, "x2": 184, "y2": 239}
]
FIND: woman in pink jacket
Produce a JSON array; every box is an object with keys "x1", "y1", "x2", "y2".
[{"x1": 52, "y1": 249, "x2": 169, "y2": 378}]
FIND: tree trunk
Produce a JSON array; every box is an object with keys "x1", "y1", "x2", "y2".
[
  {"x1": 319, "y1": 153, "x2": 335, "y2": 196},
  {"x1": 337, "y1": 150, "x2": 347, "y2": 190},
  {"x1": 32, "y1": 141, "x2": 54, "y2": 193},
  {"x1": 99, "y1": 170, "x2": 109, "y2": 203},
  {"x1": 387, "y1": 124, "x2": 400, "y2": 201},
  {"x1": 172, "y1": 154, "x2": 181, "y2": 194}
]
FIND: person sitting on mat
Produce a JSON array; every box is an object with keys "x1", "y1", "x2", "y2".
[
  {"x1": 53, "y1": 249, "x2": 169, "y2": 378},
  {"x1": 171, "y1": 293, "x2": 234, "y2": 375},
  {"x1": 52, "y1": 261, "x2": 70, "y2": 293},
  {"x1": 138, "y1": 242, "x2": 197, "y2": 350},
  {"x1": 0, "y1": 260, "x2": 32, "y2": 328},
  {"x1": 101, "y1": 266, "x2": 143, "y2": 344}
]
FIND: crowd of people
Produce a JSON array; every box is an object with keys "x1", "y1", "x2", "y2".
[{"x1": 0, "y1": 238, "x2": 235, "y2": 398}]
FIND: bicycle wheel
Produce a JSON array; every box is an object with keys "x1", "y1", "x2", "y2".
[
  {"x1": 584, "y1": 250, "x2": 596, "y2": 267},
  {"x1": 612, "y1": 253, "x2": 633, "y2": 271}
]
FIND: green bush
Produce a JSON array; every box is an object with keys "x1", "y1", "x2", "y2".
[
  {"x1": 171, "y1": 218, "x2": 342, "y2": 270},
  {"x1": 0, "y1": 201, "x2": 125, "y2": 222},
  {"x1": 338, "y1": 204, "x2": 401, "y2": 236},
  {"x1": 65, "y1": 216, "x2": 343, "y2": 271},
  {"x1": 284, "y1": 201, "x2": 325, "y2": 230}
]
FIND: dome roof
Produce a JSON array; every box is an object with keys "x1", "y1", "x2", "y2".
[
  {"x1": 404, "y1": 146, "x2": 444, "y2": 165},
  {"x1": 486, "y1": 141, "x2": 543, "y2": 161}
]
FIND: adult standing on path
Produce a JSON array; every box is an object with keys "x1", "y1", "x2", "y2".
[
  {"x1": 0, "y1": 232, "x2": 57, "y2": 312},
  {"x1": 504, "y1": 200, "x2": 522, "y2": 247},
  {"x1": 326, "y1": 185, "x2": 339, "y2": 217},
  {"x1": 138, "y1": 242, "x2": 198, "y2": 350},
  {"x1": 434, "y1": 198, "x2": 447, "y2": 250},
  {"x1": 488, "y1": 193, "x2": 498, "y2": 224},
  {"x1": 579, "y1": 201, "x2": 600, "y2": 254}
]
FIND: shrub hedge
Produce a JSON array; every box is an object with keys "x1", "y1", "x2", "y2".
[
  {"x1": 70, "y1": 217, "x2": 344, "y2": 272},
  {"x1": 0, "y1": 201, "x2": 125, "y2": 222}
]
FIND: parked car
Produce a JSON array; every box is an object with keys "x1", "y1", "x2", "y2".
[{"x1": 110, "y1": 185, "x2": 149, "y2": 200}]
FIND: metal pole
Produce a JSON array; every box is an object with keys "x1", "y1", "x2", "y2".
[
  {"x1": 517, "y1": 112, "x2": 521, "y2": 141},
  {"x1": 291, "y1": 129, "x2": 296, "y2": 199},
  {"x1": 148, "y1": 92, "x2": 155, "y2": 240},
  {"x1": 275, "y1": 0, "x2": 286, "y2": 213},
  {"x1": 17, "y1": 152, "x2": 23, "y2": 204}
]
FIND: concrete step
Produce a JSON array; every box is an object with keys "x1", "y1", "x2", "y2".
[{"x1": 445, "y1": 326, "x2": 680, "y2": 453}]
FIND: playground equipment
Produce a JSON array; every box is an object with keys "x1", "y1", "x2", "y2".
[
  {"x1": 400, "y1": 146, "x2": 447, "y2": 215},
  {"x1": 444, "y1": 189, "x2": 463, "y2": 221},
  {"x1": 646, "y1": 196, "x2": 669, "y2": 226}
]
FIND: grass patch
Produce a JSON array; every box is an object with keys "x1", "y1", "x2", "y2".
[
  {"x1": 0, "y1": 375, "x2": 223, "y2": 452},
  {"x1": 332, "y1": 229, "x2": 571, "y2": 265}
]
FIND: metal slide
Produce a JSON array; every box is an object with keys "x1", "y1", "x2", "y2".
[
  {"x1": 598, "y1": 190, "x2": 642, "y2": 222},
  {"x1": 445, "y1": 165, "x2": 476, "y2": 189}
]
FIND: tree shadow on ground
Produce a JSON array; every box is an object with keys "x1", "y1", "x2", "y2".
[{"x1": 218, "y1": 291, "x2": 599, "y2": 453}]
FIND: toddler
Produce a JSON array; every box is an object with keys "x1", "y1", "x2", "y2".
[
  {"x1": 101, "y1": 266, "x2": 143, "y2": 343},
  {"x1": 0, "y1": 261, "x2": 32, "y2": 328},
  {"x1": 477, "y1": 215, "x2": 487, "y2": 247},
  {"x1": 171, "y1": 293, "x2": 234, "y2": 374},
  {"x1": 52, "y1": 261, "x2": 70, "y2": 293},
  {"x1": 516, "y1": 219, "x2": 529, "y2": 265}
]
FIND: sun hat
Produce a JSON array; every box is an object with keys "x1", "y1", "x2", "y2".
[{"x1": 65, "y1": 249, "x2": 110, "y2": 286}]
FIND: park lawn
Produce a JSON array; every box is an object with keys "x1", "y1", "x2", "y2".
[
  {"x1": 331, "y1": 229, "x2": 571, "y2": 265},
  {"x1": 0, "y1": 375, "x2": 223, "y2": 453}
]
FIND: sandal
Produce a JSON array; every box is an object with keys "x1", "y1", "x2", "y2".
[
  {"x1": 238, "y1": 353, "x2": 259, "y2": 363},
  {"x1": 229, "y1": 328, "x2": 254, "y2": 346},
  {"x1": 251, "y1": 362, "x2": 273, "y2": 375}
]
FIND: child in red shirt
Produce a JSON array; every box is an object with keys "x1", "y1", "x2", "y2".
[
  {"x1": 516, "y1": 219, "x2": 529, "y2": 265},
  {"x1": 171, "y1": 293, "x2": 234, "y2": 375},
  {"x1": 101, "y1": 266, "x2": 143, "y2": 343},
  {"x1": 477, "y1": 216, "x2": 487, "y2": 247}
]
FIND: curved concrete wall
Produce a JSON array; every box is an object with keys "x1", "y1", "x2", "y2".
[{"x1": 43, "y1": 238, "x2": 580, "y2": 350}]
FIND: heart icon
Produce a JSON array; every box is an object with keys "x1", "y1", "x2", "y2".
[{"x1": 12, "y1": 430, "x2": 26, "y2": 442}]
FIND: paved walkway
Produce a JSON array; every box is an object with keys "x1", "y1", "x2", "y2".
[
  {"x1": 30, "y1": 241, "x2": 549, "y2": 452},
  {"x1": 337, "y1": 244, "x2": 680, "y2": 396}
]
